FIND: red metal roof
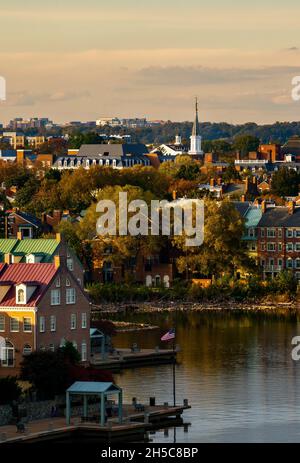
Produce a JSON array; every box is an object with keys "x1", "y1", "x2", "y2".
[{"x1": 0, "y1": 263, "x2": 58, "y2": 307}]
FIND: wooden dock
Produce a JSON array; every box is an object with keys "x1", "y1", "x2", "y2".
[
  {"x1": 0, "y1": 404, "x2": 190, "y2": 444},
  {"x1": 90, "y1": 347, "x2": 178, "y2": 370}
]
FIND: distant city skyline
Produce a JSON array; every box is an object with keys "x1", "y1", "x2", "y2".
[{"x1": 0, "y1": 0, "x2": 300, "y2": 124}]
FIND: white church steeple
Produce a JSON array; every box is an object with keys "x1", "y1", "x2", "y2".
[{"x1": 189, "y1": 97, "x2": 203, "y2": 158}]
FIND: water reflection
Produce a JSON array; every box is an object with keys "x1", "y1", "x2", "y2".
[{"x1": 112, "y1": 311, "x2": 300, "y2": 442}]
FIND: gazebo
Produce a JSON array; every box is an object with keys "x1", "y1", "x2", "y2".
[{"x1": 66, "y1": 381, "x2": 123, "y2": 426}]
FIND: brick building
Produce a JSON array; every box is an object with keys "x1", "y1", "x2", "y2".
[
  {"x1": 0, "y1": 256, "x2": 90, "y2": 377},
  {"x1": 257, "y1": 201, "x2": 300, "y2": 279}
]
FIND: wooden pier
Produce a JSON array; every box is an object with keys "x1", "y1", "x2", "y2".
[
  {"x1": 0, "y1": 403, "x2": 190, "y2": 444},
  {"x1": 90, "y1": 347, "x2": 178, "y2": 371}
]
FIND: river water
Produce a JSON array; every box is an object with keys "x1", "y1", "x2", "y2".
[{"x1": 112, "y1": 310, "x2": 300, "y2": 443}]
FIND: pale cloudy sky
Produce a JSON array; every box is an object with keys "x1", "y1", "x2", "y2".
[{"x1": 1, "y1": 0, "x2": 300, "y2": 124}]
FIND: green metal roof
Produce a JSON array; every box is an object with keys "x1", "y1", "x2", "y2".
[
  {"x1": 0, "y1": 239, "x2": 18, "y2": 256},
  {"x1": 13, "y1": 239, "x2": 59, "y2": 262},
  {"x1": 67, "y1": 381, "x2": 121, "y2": 394},
  {"x1": 0, "y1": 239, "x2": 59, "y2": 262}
]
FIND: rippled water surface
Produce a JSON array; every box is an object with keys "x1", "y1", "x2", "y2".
[{"x1": 112, "y1": 311, "x2": 300, "y2": 442}]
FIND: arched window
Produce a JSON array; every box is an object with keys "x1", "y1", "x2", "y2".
[
  {"x1": 17, "y1": 288, "x2": 25, "y2": 304},
  {"x1": 23, "y1": 344, "x2": 32, "y2": 356},
  {"x1": 155, "y1": 275, "x2": 161, "y2": 287},
  {"x1": 163, "y1": 275, "x2": 170, "y2": 288},
  {"x1": 145, "y1": 275, "x2": 152, "y2": 287},
  {"x1": 2, "y1": 341, "x2": 14, "y2": 366}
]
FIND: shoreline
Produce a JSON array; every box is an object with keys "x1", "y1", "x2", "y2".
[{"x1": 92, "y1": 300, "x2": 300, "y2": 315}]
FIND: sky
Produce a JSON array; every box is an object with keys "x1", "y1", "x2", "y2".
[{"x1": 1, "y1": 0, "x2": 300, "y2": 124}]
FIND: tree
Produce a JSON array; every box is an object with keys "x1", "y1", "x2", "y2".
[
  {"x1": 173, "y1": 199, "x2": 253, "y2": 278},
  {"x1": 233, "y1": 135, "x2": 260, "y2": 157},
  {"x1": 271, "y1": 167, "x2": 300, "y2": 197},
  {"x1": 0, "y1": 376, "x2": 22, "y2": 404},
  {"x1": 15, "y1": 177, "x2": 40, "y2": 208}
]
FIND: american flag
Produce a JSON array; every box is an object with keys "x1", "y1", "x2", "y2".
[{"x1": 161, "y1": 328, "x2": 175, "y2": 342}]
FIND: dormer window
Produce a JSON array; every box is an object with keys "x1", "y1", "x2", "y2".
[
  {"x1": 16, "y1": 283, "x2": 37, "y2": 305},
  {"x1": 56, "y1": 277, "x2": 61, "y2": 287}
]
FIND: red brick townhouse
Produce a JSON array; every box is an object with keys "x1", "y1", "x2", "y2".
[
  {"x1": 257, "y1": 201, "x2": 300, "y2": 280},
  {"x1": 0, "y1": 257, "x2": 90, "y2": 377}
]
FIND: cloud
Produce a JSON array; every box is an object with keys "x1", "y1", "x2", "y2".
[
  {"x1": 134, "y1": 65, "x2": 300, "y2": 87},
  {"x1": 8, "y1": 90, "x2": 90, "y2": 106}
]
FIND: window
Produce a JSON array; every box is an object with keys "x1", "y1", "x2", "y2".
[
  {"x1": 261, "y1": 229, "x2": 265, "y2": 238},
  {"x1": 278, "y1": 259, "x2": 283, "y2": 268},
  {"x1": 1, "y1": 341, "x2": 14, "y2": 367},
  {"x1": 10, "y1": 317, "x2": 19, "y2": 332},
  {"x1": 49, "y1": 344, "x2": 55, "y2": 352},
  {"x1": 267, "y1": 243, "x2": 276, "y2": 252},
  {"x1": 278, "y1": 229, "x2": 282, "y2": 238},
  {"x1": 278, "y1": 243, "x2": 282, "y2": 252},
  {"x1": 260, "y1": 243, "x2": 265, "y2": 251},
  {"x1": 23, "y1": 344, "x2": 32, "y2": 356},
  {"x1": 71, "y1": 314, "x2": 77, "y2": 330},
  {"x1": 51, "y1": 289, "x2": 60, "y2": 306},
  {"x1": 17, "y1": 288, "x2": 25, "y2": 304},
  {"x1": 287, "y1": 229, "x2": 294, "y2": 238},
  {"x1": 295, "y1": 259, "x2": 300, "y2": 269},
  {"x1": 55, "y1": 277, "x2": 61, "y2": 287},
  {"x1": 296, "y1": 230, "x2": 300, "y2": 238},
  {"x1": 67, "y1": 258, "x2": 74, "y2": 271},
  {"x1": 50, "y1": 315, "x2": 56, "y2": 332},
  {"x1": 72, "y1": 340, "x2": 77, "y2": 350},
  {"x1": 248, "y1": 228, "x2": 255, "y2": 238},
  {"x1": 39, "y1": 316, "x2": 45, "y2": 333},
  {"x1": 39, "y1": 345, "x2": 45, "y2": 351},
  {"x1": 287, "y1": 259, "x2": 293, "y2": 269},
  {"x1": 66, "y1": 277, "x2": 70, "y2": 287},
  {"x1": 66, "y1": 288, "x2": 76, "y2": 304},
  {"x1": 81, "y1": 342, "x2": 87, "y2": 362},
  {"x1": 267, "y1": 229, "x2": 276, "y2": 238},
  {"x1": 81, "y1": 313, "x2": 87, "y2": 329},
  {"x1": 295, "y1": 243, "x2": 300, "y2": 251},
  {"x1": 0, "y1": 314, "x2": 5, "y2": 332},
  {"x1": 23, "y1": 317, "x2": 32, "y2": 332},
  {"x1": 287, "y1": 243, "x2": 294, "y2": 252}
]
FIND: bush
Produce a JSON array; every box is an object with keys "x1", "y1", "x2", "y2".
[{"x1": 0, "y1": 376, "x2": 22, "y2": 404}]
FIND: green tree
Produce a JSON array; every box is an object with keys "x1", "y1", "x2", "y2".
[
  {"x1": 271, "y1": 167, "x2": 300, "y2": 197},
  {"x1": 233, "y1": 135, "x2": 260, "y2": 157}
]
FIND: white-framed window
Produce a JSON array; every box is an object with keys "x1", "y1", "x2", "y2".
[
  {"x1": 39, "y1": 345, "x2": 45, "y2": 351},
  {"x1": 81, "y1": 341, "x2": 87, "y2": 362},
  {"x1": 260, "y1": 243, "x2": 265, "y2": 251},
  {"x1": 278, "y1": 259, "x2": 283, "y2": 268},
  {"x1": 51, "y1": 289, "x2": 61, "y2": 306},
  {"x1": 296, "y1": 230, "x2": 300, "y2": 238},
  {"x1": 1, "y1": 341, "x2": 14, "y2": 367},
  {"x1": 23, "y1": 317, "x2": 32, "y2": 332},
  {"x1": 39, "y1": 316, "x2": 45, "y2": 333},
  {"x1": 23, "y1": 344, "x2": 32, "y2": 356},
  {"x1": 248, "y1": 228, "x2": 255, "y2": 238},
  {"x1": 49, "y1": 344, "x2": 55, "y2": 352},
  {"x1": 55, "y1": 277, "x2": 61, "y2": 287},
  {"x1": 66, "y1": 288, "x2": 76, "y2": 304},
  {"x1": 66, "y1": 277, "x2": 71, "y2": 287},
  {"x1": 278, "y1": 229, "x2": 282, "y2": 238},
  {"x1": 267, "y1": 243, "x2": 276, "y2": 252},
  {"x1": 0, "y1": 314, "x2": 5, "y2": 332},
  {"x1": 10, "y1": 317, "x2": 19, "y2": 332},
  {"x1": 295, "y1": 243, "x2": 300, "y2": 251},
  {"x1": 71, "y1": 313, "x2": 77, "y2": 330},
  {"x1": 287, "y1": 243, "x2": 294, "y2": 252},
  {"x1": 50, "y1": 315, "x2": 56, "y2": 332},
  {"x1": 278, "y1": 243, "x2": 282, "y2": 252},
  {"x1": 267, "y1": 229, "x2": 276, "y2": 238},
  {"x1": 81, "y1": 313, "x2": 87, "y2": 329},
  {"x1": 287, "y1": 259, "x2": 293, "y2": 269},
  {"x1": 295, "y1": 259, "x2": 300, "y2": 269},
  {"x1": 67, "y1": 258, "x2": 74, "y2": 271},
  {"x1": 113, "y1": 159, "x2": 117, "y2": 168},
  {"x1": 17, "y1": 288, "x2": 25, "y2": 304},
  {"x1": 72, "y1": 340, "x2": 77, "y2": 350},
  {"x1": 287, "y1": 229, "x2": 294, "y2": 238}
]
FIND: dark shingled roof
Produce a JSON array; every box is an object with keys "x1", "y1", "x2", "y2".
[
  {"x1": 233, "y1": 201, "x2": 251, "y2": 217},
  {"x1": 258, "y1": 207, "x2": 300, "y2": 227},
  {"x1": 77, "y1": 143, "x2": 148, "y2": 159}
]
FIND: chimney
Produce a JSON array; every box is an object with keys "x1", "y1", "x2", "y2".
[
  {"x1": 17, "y1": 231, "x2": 22, "y2": 240},
  {"x1": 241, "y1": 195, "x2": 246, "y2": 202},
  {"x1": 261, "y1": 200, "x2": 267, "y2": 214},
  {"x1": 210, "y1": 178, "x2": 215, "y2": 187},
  {"x1": 288, "y1": 201, "x2": 295, "y2": 215},
  {"x1": 172, "y1": 191, "x2": 177, "y2": 200},
  {"x1": 54, "y1": 255, "x2": 60, "y2": 269},
  {"x1": 4, "y1": 253, "x2": 12, "y2": 264},
  {"x1": 56, "y1": 233, "x2": 61, "y2": 243},
  {"x1": 53, "y1": 210, "x2": 62, "y2": 223},
  {"x1": 236, "y1": 151, "x2": 241, "y2": 161},
  {"x1": 41, "y1": 212, "x2": 46, "y2": 224}
]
